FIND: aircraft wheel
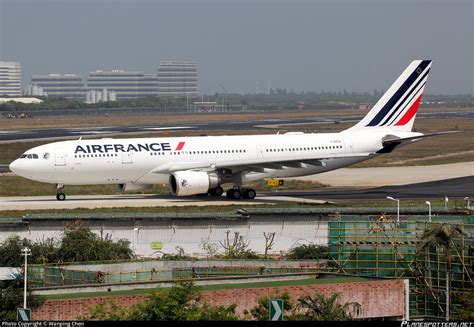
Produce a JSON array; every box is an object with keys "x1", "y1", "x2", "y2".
[
  {"x1": 56, "y1": 192, "x2": 66, "y2": 201},
  {"x1": 243, "y1": 188, "x2": 256, "y2": 200},
  {"x1": 214, "y1": 186, "x2": 224, "y2": 196},
  {"x1": 232, "y1": 189, "x2": 242, "y2": 199},
  {"x1": 209, "y1": 186, "x2": 224, "y2": 196}
]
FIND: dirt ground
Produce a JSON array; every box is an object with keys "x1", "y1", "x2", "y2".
[{"x1": 0, "y1": 107, "x2": 470, "y2": 130}]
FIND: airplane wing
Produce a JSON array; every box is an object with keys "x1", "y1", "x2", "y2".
[{"x1": 149, "y1": 153, "x2": 372, "y2": 175}]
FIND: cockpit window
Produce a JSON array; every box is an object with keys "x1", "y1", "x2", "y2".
[
  {"x1": 24, "y1": 154, "x2": 39, "y2": 159},
  {"x1": 32, "y1": 154, "x2": 39, "y2": 159},
  {"x1": 20, "y1": 154, "x2": 27, "y2": 158},
  {"x1": 27, "y1": 154, "x2": 33, "y2": 159}
]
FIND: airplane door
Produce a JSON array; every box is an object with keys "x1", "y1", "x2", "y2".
[
  {"x1": 343, "y1": 137, "x2": 354, "y2": 154},
  {"x1": 256, "y1": 145, "x2": 264, "y2": 158},
  {"x1": 54, "y1": 149, "x2": 66, "y2": 166},
  {"x1": 122, "y1": 151, "x2": 133, "y2": 164}
]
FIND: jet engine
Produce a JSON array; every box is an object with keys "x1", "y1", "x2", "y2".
[
  {"x1": 169, "y1": 171, "x2": 220, "y2": 196},
  {"x1": 118, "y1": 183, "x2": 153, "y2": 192}
]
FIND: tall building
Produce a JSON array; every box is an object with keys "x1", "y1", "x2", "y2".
[
  {"x1": 157, "y1": 61, "x2": 197, "y2": 97},
  {"x1": 30, "y1": 74, "x2": 85, "y2": 99},
  {"x1": 86, "y1": 70, "x2": 157, "y2": 99},
  {"x1": 0, "y1": 61, "x2": 21, "y2": 96}
]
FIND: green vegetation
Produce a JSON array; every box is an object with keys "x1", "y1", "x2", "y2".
[
  {"x1": 0, "y1": 280, "x2": 43, "y2": 320},
  {"x1": 0, "y1": 225, "x2": 133, "y2": 266},
  {"x1": 291, "y1": 292, "x2": 361, "y2": 321},
  {"x1": 286, "y1": 244, "x2": 328, "y2": 260},
  {"x1": 80, "y1": 281, "x2": 363, "y2": 321},
  {"x1": 79, "y1": 282, "x2": 238, "y2": 321}
]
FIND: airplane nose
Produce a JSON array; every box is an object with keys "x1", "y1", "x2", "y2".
[
  {"x1": 9, "y1": 160, "x2": 19, "y2": 174},
  {"x1": 9, "y1": 159, "x2": 27, "y2": 177}
]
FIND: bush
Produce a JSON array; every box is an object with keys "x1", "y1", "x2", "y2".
[
  {"x1": 81, "y1": 282, "x2": 239, "y2": 321},
  {"x1": 286, "y1": 243, "x2": 328, "y2": 260},
  {"x1": 0, "y1": 279, "x2": 43, "y2": 320}
]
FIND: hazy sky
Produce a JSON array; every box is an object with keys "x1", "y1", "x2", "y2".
[{"x1": 0, "y1": 0, "x2": 472, "y2": 95}]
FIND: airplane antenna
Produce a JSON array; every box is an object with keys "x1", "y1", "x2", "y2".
[{"x1": 78, "y1": 136, "x2": 82, "y2": 140}]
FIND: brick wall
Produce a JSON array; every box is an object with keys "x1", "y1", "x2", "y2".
[{"x1": 33, "y1": 279, "x2": 405, "y2": 320}]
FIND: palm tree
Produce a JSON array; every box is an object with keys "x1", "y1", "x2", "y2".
[
  {"x1": 293, "y1": 292, "x2": 361, "y2": 321},
  {"x1": 420, "y1": 222, "x2": 464, "y2": 321}
]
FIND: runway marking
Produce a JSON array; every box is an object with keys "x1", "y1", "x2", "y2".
[
  {"x1": 142, "y1": 126, "x2": 193, "y2": 131},
  {"x1": 76, "y1": 131, "x2": 119, "y2": 134}
]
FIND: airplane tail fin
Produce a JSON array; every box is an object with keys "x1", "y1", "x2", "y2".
[{"x1": 345, "y1": 60, "x2": 432, "y2": 132}]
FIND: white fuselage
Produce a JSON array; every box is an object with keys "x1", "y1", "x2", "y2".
[{"x1": 9, "y1": 129, "x2": 402, "y2": 187}]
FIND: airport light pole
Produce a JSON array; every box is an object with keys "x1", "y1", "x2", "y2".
[
  {"x1": 425, "y1": 201, "x2": 432, "y2": 222},
  {"x1": 21, "y1": 247, "x2": 31, "y2": 309},
  {"x1": 386, "y1": 196, "x2": 400, "y2": 223}
]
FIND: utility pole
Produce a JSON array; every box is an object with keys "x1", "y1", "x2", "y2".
[{"x1": 21, "y1": 247, "x2": 31, "y2": 309}]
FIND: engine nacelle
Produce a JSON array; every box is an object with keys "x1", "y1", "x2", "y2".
[
  {"x1": 118, "y1": 183, "x2": 153, "y2": 192},
  {"x1": 169, "y1": 171, "x2": 220, "y2": 196}
]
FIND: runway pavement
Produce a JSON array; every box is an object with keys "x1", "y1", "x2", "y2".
[
  {"x1": 293, "y1": 162, "x2": 474, "y2": 187},
  {"x1": 0, "y1": 110, "x2": 471, "y2": 143},
  {"x1": 0, "y1": 194, "x2": 328, "y2": 211},
  {"x1": 269, "y1": 176, "x2": 474, "y2": 200}
]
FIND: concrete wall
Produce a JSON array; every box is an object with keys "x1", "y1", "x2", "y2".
[
  {"x1": 32, "y1": 279, "x2": 406, "y2": 320},
  {"x1": 58, "y1": 259, "x2": 310, "y2": 273},
  {"x1": 0, "y1": 216, "x2": 329, "y2": 256}
]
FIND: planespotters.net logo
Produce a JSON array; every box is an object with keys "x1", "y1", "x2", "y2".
[{"x1": 401, "y1": 322, "x2": 474, "y2": 327}]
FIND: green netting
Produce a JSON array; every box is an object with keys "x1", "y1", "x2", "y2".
[{"x1": 328, "y1": 218, "x2": 473, "y2": 319}]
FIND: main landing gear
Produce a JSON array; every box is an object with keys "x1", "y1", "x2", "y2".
[
  {"x1": 226, "y1": 187, "x2": 256, "y2": 200},
  {"x1": 56, "y1": 184, "x2": 66, "y2": 201}
]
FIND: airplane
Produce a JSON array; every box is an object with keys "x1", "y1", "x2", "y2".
[{"x1": 9, "y1": 60, "x2": 448, "y2": 201}]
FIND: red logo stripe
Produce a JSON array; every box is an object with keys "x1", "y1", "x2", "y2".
[
  {"x1": 394, "y1": 95, "x2": 422, "y2": 126},
  {"x1": 175, "y1": 142, "x2": 185, "y2": 151}
]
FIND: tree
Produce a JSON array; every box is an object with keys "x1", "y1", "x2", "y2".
[
  {"x1": 420, "y1": 222, "x2": 464, "y2": 321},
  {"x1": 263, "y1": 232, "x2": 275, "y2": 258},
  {"x1": 0, "y1": 235, "x2": 25, "y2": 266},
  {"x1": 292, "y1": 292, "x2": 360, "y2": 321},
  {"x1": 58, "y1": 227, "x2": 133, "y2": 262},
  {"x1": 219, "y1": 230, "x2": 258, "y2": 259}
]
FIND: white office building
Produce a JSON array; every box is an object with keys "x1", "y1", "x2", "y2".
[
  {"x1": 24, "y1": 83, "x2": 47, "y2": 97},
  {"x1": 85, "y1": 88, "x2": 117, "y2": 104},
  {"x1": 0, "y1": 61, "x2": 21, "y2": 96},
  {"x1": 87, "y1": 70, "x2": 157, "y2": 99},
  {"x1": 30, "y1": 74, "x2": 85, "y2": 99},
  {"x1": 157, "y1": 61, "x2": 197, "y2": 97}
]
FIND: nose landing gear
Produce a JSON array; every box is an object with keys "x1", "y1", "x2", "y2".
[{"x1": 56, "y1": 184, "x2": 66, "y2": 201}]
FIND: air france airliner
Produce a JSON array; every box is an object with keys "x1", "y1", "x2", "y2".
[{"x1": 10, "y1": 60, "x2": 444, "y2": 201}]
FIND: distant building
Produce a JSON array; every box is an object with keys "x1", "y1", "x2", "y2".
[
  {"x1": 86, "y1": 70, "x2": 157, "y2": 99},
  {"x1": 0, "y1": 61, "x2": 21, "y2": 96},
  {"x1": 24, "y1": 83, "x2": 47, "y2": 97},
  {"x1": 157, "y1": 61, "x2": 197, "y2": 97},
  {"x1": 359, "y1": 103, "x2": 371, "y2": 110},
  {"x1": 85, "y1": 88, "x2": 117, "y2": 104},
  {"x1": 30, "y1": 74, "x2": 85, "y2": 99}
]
